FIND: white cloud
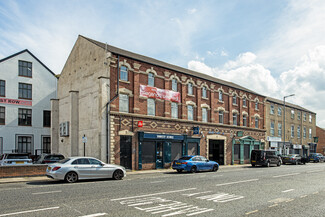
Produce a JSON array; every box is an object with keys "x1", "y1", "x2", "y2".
[
  {"x1": 220, "y1": 50, "x2": 228, "y2": 57},
  {"x1": 187, "y1": 8, "x2": 197, "y2": 14}
]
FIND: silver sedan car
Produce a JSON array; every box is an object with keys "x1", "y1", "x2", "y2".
[{"x1": 46, "y1": 157, "x2": 126, "y2": 183}]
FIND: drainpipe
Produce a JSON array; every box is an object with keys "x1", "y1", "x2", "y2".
[{"x1": 106, "y1": 54, "x2": 120, "y2": 163}]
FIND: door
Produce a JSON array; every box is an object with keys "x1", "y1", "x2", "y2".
[
  {"x1": 120, "y1": 136, "x2": 132, "y2": 169},
  {"x1": 209, "y1": 140, "x2": 225, "y2": 165},
  {"x1": 88, "y1": 158, "x2": 111, "y2": 178},
  {"x1": 156, "y1": 141, "x2": 163, "y2": 169},
  {"x1": 71, "y1": 158, "x2": 92, "y2": 178}
]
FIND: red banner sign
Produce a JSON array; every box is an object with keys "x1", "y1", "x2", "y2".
[
  {"x1": 140, "y1": 85, "x2": 181, "y2": 103},
  {"x1": 0, "y1": 98, "x2": 32, "y2": 106}
]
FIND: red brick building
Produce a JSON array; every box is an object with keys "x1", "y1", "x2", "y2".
[
  {"x1": 52, "y1": 35, "x2": 266, "y2": 170},
  {"x1": 316, "y1": 126, "x2": 325, "y2": 154}
]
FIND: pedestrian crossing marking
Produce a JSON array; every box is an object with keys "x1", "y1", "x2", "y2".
[{"x1": 197, "y1": 193, "x2": 244, "y2": 203}]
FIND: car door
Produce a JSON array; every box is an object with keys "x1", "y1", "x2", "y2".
[
  {"x1": 71, "y1": 158, "x2": 91, "y2": 178},
  {"x1": 88, "y1": 158, "x2": 110, "y2": 178},
  {"x1": 200, "y1": 156, "x2": 211, "y2": 170}
]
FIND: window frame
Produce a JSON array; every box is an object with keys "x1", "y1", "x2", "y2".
[
  {"x1": 18, "y1": 60, "x2": 32, "y2": 77},
  {"x1": 291, "y1": 110, "x2": 295, "y2": 119},
  {"x1": 171, "y1": 102, "x2": 178, "y2": 119},
  {"x1": 18, "y1": 108, "x2": 32, "y2": 126},
  {"x1": 0, "y1": 80, "x2": 5, "y2": 97},
  {"x1": 232, "y1": 95, "x2": 237, "y2": 105},
  {"x1": 291, "y1": 125, "x2": 294, "y2": 138},
  {"x1": 303, "y1": 127, "x2": 306, "y2": 138},
  {"x1": 278, "y1": 123, "x2": 282, "y2": 137},
  {"x1": 270, "y1": 121, "x2": 275, "y2": 136},
  {"x1": 309, "y1": 128, "x2": 312, "y2": 139},
  {"x1": 270, "y1": 105, "x2": 274, "y2": 115},
  {"x1": 202, "y1": 107, "x2": 208, "y2": 122},
  {"x1": 18, "y1": 83, "x2": 32, "y2": 100},
  {"x1": 233, "y1": 113, "x2": 238, "y2": 126},
  {"x1": 219, "y1": 111, "x2": 224, "y2": 124},
  {"x1": 0, "y1": 106, "x2": 5, "y2": 125},
  {"x1": 119, "y1": 94, "x2": 129, "y2": 113},
  {"x1": 255, "y1": 117, "x2": 259, "y2": 128},
  {"x1": 172, "y1": 79, "x2": 177, "y2": 92},
  {"x1": 219, "y1": 91, "x2": 223, "y2": 101},
  {"x1": 297, "y1": 126, "x2": 301, "y2": 139},
  {"x1": 278, "y1": 107, "x2": 282, "y2": 116},
  {"x1": 243, "y1": 115, "x2": 247, "y2": 127},
  {"x1": 309, "y1": 114, "x2": 312, "y2": 123},
  {"x1": 42, "y1": 136, "x2": 51, "y2": 154},
  {"x1": 188, "y1": 83, "x2": 193, "y2": 95},
  {"x1": 120, "y1": 65, "x2": 128, "y2": 81},
  {"x1": 255, "y1": 101, "x2": 259, "y2": 110},
  {"x1": 202, "y1": 86, "x2": 207, "y2": 98},
  {"x1": 148, "y1": 72, "x2": 155, "y2": 87},
  {"x1": 147, "y1": 98, "x2": 155, "y2": 116},
  {"x1": 187, "y1": 105, "x2": 194, "y2": 121},
  {"x1": 243, "y1": 98, "x2": 247, "y2": 107},
  {"x1": 43, "y1": 110, "x2": 51, "y2": 127}
]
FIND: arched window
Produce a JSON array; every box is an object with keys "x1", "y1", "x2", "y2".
[
  {"x1": 148, "y1": 73, "x2": 154, "y2": 86},
  {"x1": 219, "y1": 91, "x2": 223, "y2": 101},
  {"x1": 233, "y1": 95, "x2": 237, "y2": 105},
  {"x1": 202, "y1": 86, "x2": 207, "y2": 98},
  {"x1": 120, "y1": 66, "x2": 128, "y2": 81},
  {"x1": 172, "y1": 78, "x2": 177, "y2": 91},
  {"x1": 188, "y1": 83, "x2": 193, "y2": 95}
]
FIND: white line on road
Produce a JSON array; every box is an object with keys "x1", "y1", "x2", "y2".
[
  {"x1": 307, "y1": 170, "x2": 324, "y2": 173},
  {"x1": 79, "y1": 213, "x2": 107, "y2": 217},
  {"x1": 273, "y1": 173, "x2": 300, "y2": 178},
  {"x1": 111, "y1": 188, "x2": 197, "y2": 201},
  {"x1": 282, "y1": 189, "x2": 294, "y2": 193},
  {"x1": 245, "y1": 210, "x2": 258, "y2": 215},
  {"x1": 32, "y1": 190, "x2": 62, "y2": 195},
  {"x1": 216, "y1": 179, "x2": 259, "y2": 187},
  {"x1": 269, "y1": 204, "x2": 278, "y2": 208},
  {"x1": 0, "y1": 207, "x2": 59, "y2": 217}
]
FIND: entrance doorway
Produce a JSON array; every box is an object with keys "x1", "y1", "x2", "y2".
[
  {"x1": 209, "y1": 140, "x2": 225, "y2": 165},
  {"x1": 156, "y1": 141, "x2": 163, "y2": 169},
  {"x1": 120, "y1": 136, "x2": 132, "y2": 169}
]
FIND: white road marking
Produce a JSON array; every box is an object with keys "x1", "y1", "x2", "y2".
[
  {"x1": 282, "y1": 189, "x2": 294, "y2": 193},
  {"x1": 286, "y1": 199, "x2": 294, "y2": 202},
  {"x1": 150, "y1": 181, "x2": 165, "y2": 184},
  {"x1": 216, "y1": 179, "x2": 258, "y2": 186},
  {"x1": 273, "y1": 173, "x2": 300, "y2": 178},
  {"x1": 182, "y1": 191, "x2": 212, "y2": 197},
  {"x1": 197, "y1": 193, "x2": 244, "y2": 203},
  {"x1": 245, "y1": 210, "x2": 258, "y2": 215},
  {"x1": 0, "y1": 207, "x2": 59, "y2": 217},
  {"x1": 79, "y1": 213, "x2": 107, "y2": 217},
  {"x1": 313, "y1": 191, "x2": 319, "y2": 194},
  {"x1": 111, "y1": 188, "x2": 197, "y2": 201},
  {"x1": 269, "y1": 204, "x2": 278, "y2": 208},
  {"x1": 300, "y1": 195, "x2": 307, "y2": 198},
  {"x1": 32, "y1": 190, "x2": 62, "y2": 195},
  {"x1": 307, "y1": 170, "x2": 323, "y2": 173}
]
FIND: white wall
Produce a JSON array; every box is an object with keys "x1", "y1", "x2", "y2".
[{"x1": 0, "y1": 51, "x2": 57, "y2": 154}]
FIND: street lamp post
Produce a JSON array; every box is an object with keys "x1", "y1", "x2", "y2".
[{"x1": 283, "y1": 94, "x2": 295, "y2": 155}]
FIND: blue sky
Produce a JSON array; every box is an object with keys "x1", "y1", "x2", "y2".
[{"x1": 1, "y1": 0, "x2": 325, "y2": 127}]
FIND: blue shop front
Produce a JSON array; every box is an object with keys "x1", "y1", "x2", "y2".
[{"x1": 138, "y1": 132, "x2": 201, "y2": 170}]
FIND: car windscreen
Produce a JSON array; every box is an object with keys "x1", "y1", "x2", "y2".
[
  {"x1": 179, "y1": 157, "x2": 192, "y2": 160},
  {"x1": 57, "y1": 158, "x2": 70, "y2": 164},
  {"x1": 6, "y1": 155, "x2": 29, "y2": 159}
]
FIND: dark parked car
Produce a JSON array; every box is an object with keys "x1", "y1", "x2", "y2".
[
  {"x1": 34, "y1": 153, "x2": 65, "y2": 164},
  {"x1": 172, "y1": 155, "x2": 219, "y2": 173},
  {"x1": 308, "y1": 153, "x2": 325, "y2": 163},
  {"x1": 251, "y1": 150, "x2": 281, "y2": 167},
  {"x1": 282, "y1": 154, "x2": 302, "y2": 165}
]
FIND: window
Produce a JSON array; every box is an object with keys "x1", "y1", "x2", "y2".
[
  {"x1": 303, "y1": 127, "x2": 306, "y2": 138},
  {"x1": 171, "y1": 102, "x2": 178, "y2": 118},
  {"x1": 219, "y1": 111, "x2": 224, "y2": 124},
  {"x1": 147, "y1": 98, "x2": 155, "y2": 116},
  {"x1": 202, "y1": 86, "x2": 207, "y2": 98},
  {"x1": 89, "y1": 158, "x2": 102, "y2": 165},
  {"x1": 188, "y1": 83, "x2": 193, "y2": 95},
  {"x1": 278, "y1": 107, "x2": 282, "y2": 116},
  {"x1": 278, "y1": 123, "x2": 282, "y2": 137},
  {"x1": 18, "y1": 108, "x2": 32, "y2": 126},
  {"x1": 270, "y1": 105, "x2": 274, "y2": 114},
  {"x1": 297, "y1": 126, "x2": 300, "y2": 139},
  {"x1": 255, "y1": 101, "x2": 258, "y2": 110},
  {"x1": 172, "y1": 79, "x2": 177, "y2": 92},
  {"x1": 43, "y1": 111, "x2": 51, "y2": 127},
  {"x1": 270, "y1": 121, "x2": 275, "y2": 136},
  {"x1": 19, "y1": 60, "x2": 32, "y2": 77},
  {"x1": 291, "y1": 110, "x2": 294, "y2": 119},
  {"x1": 291, "y1": 125, "x2": 294, "y2": 138},
  {"x1": 202, "y1": 108, "x2": 207, "y2": 122},
  {"x1": 119, "y1": 94, "x2": 129, "y2": 113},
  {"x1": 17, "y1": 136, "x2": 32, "y2": 153},
  {"x1": 148, "y1": 72, "x2": 154, "y2": 86},
  {"x1": 243, "y1": 98, "x2": 247, "y2": 107},
  {"x1": 303, "y1": 113, "x2": 306, "y2": 121},
  {"x1": 255, "y1": 117, "x2": 259, "y2": 128},
  {"x1": 18, "y1": 83, "x2": 32, "y2": 99},
  {"x1": 309, "y1": 114, "x2": 312, "y2": 123},
  {"x1": 0, "y1": 80, "x2": 5, "y2": 97},
  {"x1": 244, "y1": 145, "x2": 250, "y2": 160},
  {"x1": 120, "y1": 66, "x2": 128, "y2": 81},
  {"x1": 243, "y1": 115, "x2": 247, "y2": 127},
  {"x1": 188, "y1": 105, "x2": 193, "y2": 121},
  {"x1": 219, "y1": 91, "x2": 223, "y2": 101},
  {"x1": 42, "y1": 136, "x2": 51, "y2": 153},
  {"x1": 297, "y1": 112, "x2": 301, "y2": 120},
  {"x1": 234, "y1": 144, "x2": 240, "y2": 161},
  {"x1": 233, "y1": 95, "x2": 237, "y2": 105},
  {"x1": 309, "y1": 128, "x2": 312, "y2": 139},
  {"x1": 233, "y1": 113, "x2": 238, "y2": 126},
  {"x1": 0, "y1": 107, "x2": 4, "y2": 125}
]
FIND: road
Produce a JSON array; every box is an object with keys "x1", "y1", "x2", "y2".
[{"x1": 0, "y1": 163, "x2": 325, "y2": 217}]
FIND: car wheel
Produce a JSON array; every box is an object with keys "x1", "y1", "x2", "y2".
[
  {"x1": 113, "y1": 169, "x2": 124, "y2": 180},
  {"x1": 190, "y1": 166, "x2": 197, "y2": 173},
  {"x1": 176, "y1": 169, "x2": 182, "y2": 173},
  {"x1": 277, "y1": 161, "x2": 281, "y2": 167},
  {"x1": 65, "y1": 172, "x2": 78, "y2": 183},
  {"x1": 212, "y1": 165, "x2": 218, "y2": 172},
  {"x1": 266, "y1": 161, "x2": 270, "y2": 167}
]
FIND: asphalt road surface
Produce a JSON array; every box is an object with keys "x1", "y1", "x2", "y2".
[{"x1": 1, "y1": 163, "x2": 325, "y2": 217}]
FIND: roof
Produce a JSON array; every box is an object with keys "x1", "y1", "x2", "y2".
[
  {"x1": 266, "y1": 97, "x2": 315, "y2": 114},
  {"x1": 80, "y1": 35, "x2": 263, "y2": 97},
  {"x1": 0, "y1": 49, "x2": 56, "y2": 77}
]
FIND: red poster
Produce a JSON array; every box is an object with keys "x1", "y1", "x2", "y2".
[
  {"x1": 140, "y1": 85, "x2": 181, "y2": 103},
  {"x1": 0, "y1": 98, "x2": 32, "y2": 106}
]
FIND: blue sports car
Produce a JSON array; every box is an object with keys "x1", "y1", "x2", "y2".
[{"x1": 172, "y1": 155, "x2": 219, "y2": 173}]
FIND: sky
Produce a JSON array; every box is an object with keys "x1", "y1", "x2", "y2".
[{"x1": 1, "y1": 0, "x2": 325, "y2": 127}]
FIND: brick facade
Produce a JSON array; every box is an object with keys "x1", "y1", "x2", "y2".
[{"x1": 316, "y1": 126, "x2": 325, "y2": 154}]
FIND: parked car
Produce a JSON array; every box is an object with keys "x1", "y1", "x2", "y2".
[
  {"x1": 282, "y1": 154, "x2": 302, "y2": 165},
  {"x1": 46, "y1": 157, "x2": 126, "y2": 183},
  {"x1": 251, "y1": 150, "x2": 281, "y2": 167},
  {"x1": 34, "y1": 153, "x2": 65, "y2": 164},
  {"x1": 172, "y1": 155, "x2": 219, "y2": 173},
  {"x1": 0, "y1": 153, "x2": 33, "y2": 166},
  {"x1": 308, "y1": 153, "x2": 325, "y2": 163}
]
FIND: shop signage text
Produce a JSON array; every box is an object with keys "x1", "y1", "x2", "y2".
[
  {"x1": 143, "y1": 133, "x2": 184, "y2": 140},
  {"x1": 140, "y1": 85, "x2": 181, "y2": 103},
  {"x1": 0, "y1": 98, "x2": 32, "y2": 106}
]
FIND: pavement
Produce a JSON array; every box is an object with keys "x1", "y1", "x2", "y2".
[{"x1": 0, "y1": 164, "x2": 248, "y2": 184}]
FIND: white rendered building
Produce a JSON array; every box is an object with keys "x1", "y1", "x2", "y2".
[{"x1": 0, "y1": 50, "x2": 57, "y2": 155}]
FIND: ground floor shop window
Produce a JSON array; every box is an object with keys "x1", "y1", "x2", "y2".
[
  {"x1": 254, "y1": 145, "x2": 259, "y2": 150},
  {"x1": 188, "y1": 142, "x2": 198, "y2": 155},
  {"x1": 142, "y1": 141, "x2": 155, "y2": 163},
  {"x1": 234, "y1": 144, "x2": 240, "y2": 161},
  {"x1": 171, "y1": 142, "x2": 182, "y2": 162},
  {"x1": 244, "y1": 145, "x2": 250, "y2": 160},
  {"x1": 17, "y1": 136, "x2": 32, "y2": 153}
]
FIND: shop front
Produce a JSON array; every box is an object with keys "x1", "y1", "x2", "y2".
[
  {"x1": 138, "y1": 132, "x2": 201, "y2": 170},
  {"x1": 232, "y1": 136, "x2": 262, "y2": 164}
]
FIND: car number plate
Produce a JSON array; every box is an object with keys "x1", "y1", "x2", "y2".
[
  {"x1": 176, "y1": 162, "x2": 181, "y2": 165},
  {"x1": 251, "y1": 160, "x2": 256, "y2": 163},
  {"x1": 310, "y1": 158, "x2": 314, "y2": 160},
  {"x1": 285, "y1": 158, "x2": 289, "y2": 160},
  {"x1": 15, "y1": 161, "x2": 24, "y2": 164}
]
